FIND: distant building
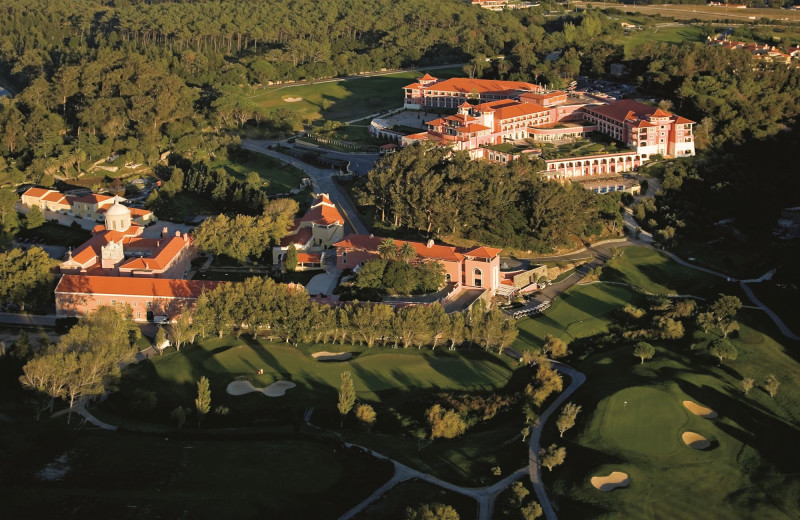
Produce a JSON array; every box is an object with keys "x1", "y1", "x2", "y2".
[
  {"x1": 55, "y1": 274, "x2": 219, "y2": 322},
  {"x1": 333, "y1": 234, "x2": 503, "y2": 296},
  {"x1": 59, "y1": 199, "x2": 194, "y2": 279},
  {"x1": 272, "y1": 194, "x2": 345, "y2": 268},
  {"x1": 20, "y1": 187, "x2": 156, "y2": 226},
  {"x1": 403, "y1": 74, "x2": 543, "y2": 109},
  {"x1": 581, "y1": 99, "x2": 695, "y2": 158}
]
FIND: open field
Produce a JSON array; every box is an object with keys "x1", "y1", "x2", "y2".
[
  {"x1": 248, "y1": 67, "x2": 463, "y2": 123},
  {"x1": 208, "y1": 154, "x2": 305, "y2": 195},
  {"x1": 547, "y1": 311, "x2": 800, "y2": 519},
  {"x1": 0, "y1": 421, "x2": 392, "y2": 520},
  {"x1": 584, "y1": 1, "x2": 800, "y2": 22},
  {"x1": 354, "y1": 479, "x2": 478, "y2": 520},
  {"x1": 622, "y1": 25, "x2": 705, "y2": 54}
]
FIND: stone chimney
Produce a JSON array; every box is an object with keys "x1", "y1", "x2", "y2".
[
  {"x1": 161, "y1": 226, "x2": 168, "y2": 238},
  {"x1": 175, "y1": 230, "x2": 181, "y2": 237},
  {"x1": 426, "y1": 239, "x2": 434, "y2": 248}
]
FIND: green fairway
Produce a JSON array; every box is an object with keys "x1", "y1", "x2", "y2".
[
  {"x1": 0, "y1": 425, "x2": 392, "y2": 520},
  {"x1": 208, "y1": 154, "x2": 305, "y2": 195},
  {"x1": 249, "y1": 67, "x2": 463, "y2": 123},
  {"x1": 514, "y1": 283, "x2": 641, "y2": 349},
  {"x1": 548, "y1": 312, "x2": 800, "y2": 519},
  {"x1": 123, "y1": 337, "x2": 517, "y2": 415},
  {"x1": 601, "y1": 246, "x2": 736, "y2": 296}
]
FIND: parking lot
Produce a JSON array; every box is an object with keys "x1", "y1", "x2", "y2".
[{"x1": 573, "y1": 76, "x2": 637, "y2": 102}]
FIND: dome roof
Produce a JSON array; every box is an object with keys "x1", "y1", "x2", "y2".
[{"x1": 105, "y1": 200, "x2": 131, "y2": 218}]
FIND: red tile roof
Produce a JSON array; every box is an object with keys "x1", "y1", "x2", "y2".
[
  {"x1": 494, "y1": 102, "x2": 548, "y2": 120},
  {"x1": 73, "y1": 194, "x2": 114, "y2": 205},
  {"x1": 297, "y1": 253, "x2": 322, "y2": 263},
  {"x1": 299, "y1": 201, "x2": 344, "y2": 226},
  {"x1": 419, "y1": 77, "x2": 541, "y2": 95},
  {"x1": 455, "y1": 123, "x2": 491, "y2": 134},
  {"x1": 280, "y1": 226, "x2": 313, "y2": 247},
  {"x1": 42, "y1": 192, "x2": 69, "y2": 204},
  {"x1": 334, "y1": 234, "x2": 464, "y2": 262},
  {"x1": 585, "y1": 99, "x2": 675, "y2": 124},
  {"x1": 313, "y1": 194, "x2": 332, "y2": 206},
  {"x1": 55, "y1": 274, "x2": 220, "y2": 299},
  {"x1": 465, "y1": 246, "x2": 502, "y2": 259},
  {"x1": 118, "y1": 236, "x2": 188, "y2": 272},
  {"x1": 22, "y1": 187, "x2": 51, "y2": 199},
  {"x1": 419, "y1": 73, "x2": 437, "y2": 81}
]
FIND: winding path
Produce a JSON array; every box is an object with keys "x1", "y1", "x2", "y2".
[{"x1": 528, "y1": 362, "x2": 587, "y2": 520}]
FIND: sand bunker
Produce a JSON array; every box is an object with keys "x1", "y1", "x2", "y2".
[
  {"x1": 591, "y1": 471, "x2": 630, "y2": 491},
  {"x1": 283, "y1": 97, "x2": 303, "y2": 102},
  {"x1": 312, "y1": 351, "x2": 353, "y2": 361},
  {"x1": 683, "y1": 400, "x2": 718, "y2": 418},
  {"x1": 682, "y1": 431, "x2": 711, "y2": 450},
  {"x1": 226, "y1": 380, "x2": 296, "y2": 397}
]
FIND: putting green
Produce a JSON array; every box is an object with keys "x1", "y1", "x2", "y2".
[{"x1": 595, "y1": 386, "x2": 687, "y2": 457}]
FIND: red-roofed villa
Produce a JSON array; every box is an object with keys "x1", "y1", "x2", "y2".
[{"x1": 272, "y1": 193, "x2": 345, "y2": 268}]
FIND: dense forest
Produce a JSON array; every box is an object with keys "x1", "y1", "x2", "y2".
[{"x1": 0, "y1": 0, "x2": 799, "y2": 252}]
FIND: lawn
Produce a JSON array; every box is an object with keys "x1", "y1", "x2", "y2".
[
  {"x1": 0, "y1": 422, "x2": 393, "y2": 520},
  {"x1": 354, "y1": 479, "x2": 478, "y2": 520},
  {"x1": 208, "y1": 154, "x2": 305, "y2": 195},
  {"x1": 601, "y1": 246, "x2": 738, "y2": 297},
  {"x1": 248, "y1": 67, "x2": 463, "y2": 123},
  {"x1": 546, "y1": 312, "x2": 800, "y2": 519},
  {"x1": 513, "y1": 282, "x2": 642, "y2": 349},
  {"x1": 622, "y1": 25, "x2": 705, "y2": 56},
  {"x1": 152, "y1": 191, "x2": 223, "y2": 222},
  {"x1": 17, "y1": 222, "x2": 91, "y2": 248}
]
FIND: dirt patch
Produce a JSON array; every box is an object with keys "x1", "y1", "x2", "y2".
[
  {"x1": 682, "y1": 431, "x2": 711, "y2": 450},
  {"x1": 226, "y1": 380, "x2": 296, "y2": 397},
  {"x1": 683, "y1": 400, "x2": 718, "y2": 418},
  {"x1": 312, "y1": 351, "x2": 353, "y2": 361},
  {"x1": 591, "y1": 471, "x2": 630, "y2": 491},
  {"x1": 284, "y1": 97, "x2": 303, "y2": 103}
]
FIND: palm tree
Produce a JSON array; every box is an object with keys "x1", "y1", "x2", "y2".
[
  {"x1": 377, "y1": 238, "x2": 397, "y2": 260},
  {"x1": 398, "y1": 242, "x2": 416, "y2": 263}
]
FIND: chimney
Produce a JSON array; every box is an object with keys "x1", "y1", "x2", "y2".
[
  {"x1": 175, "y1": 230, "x2": 181, "y2": 237},
  {"x1": 161, "y1": 226, "x2": 168, "y2": 238},
  {"x1": 426, "y1": 239, "x2": 434, "y2": 248},
  {"x1": 369, "y1": 233, "x2": 374, "y2": 238}
]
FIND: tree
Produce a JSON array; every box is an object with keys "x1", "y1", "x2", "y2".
[
  {"x1": 539, "y1": 444, "x2": 566, "y2": 471},
  {"x1": 355, "y1": 403, "x2": 377, "y2": 430},
  {"x1": 171, "y1": 406, "x2": 188, "y2": 429},
  {"x1": 398, "y1": 242, "x2": 417, "y2": 263},
  {"x1": 741, "y1": 377, "x2": 755, "y2": 396},
  {"x1": 542, "y1": 334, "x2": 567, "y2": 358},
  {"x1": 168, "y1": 312, "x2": 194, "y2": 351},
  {"x1": 708, "y1": 295, "x2": 742, "y2": 338},
  {"x1": 764, "y1": 374, "x2": 780, "y2": 398},
  {"x1": 556, "y1": 402, "x2": 582, "y2": 438},
  {"x1": 708, "y1": 338, "x2": 737, "y2": 365},
  {"x1": 338, "y1": 371, "x2": 356, "y2": 425},
  {"x1": 0, "y1": 247, "x2": 59, "y2": 310},
  {"x1": 405, "y1": 503, "x2": 460, "y2": 520},
  {"x1": 426, "y1": 404, "x2": 467, "y2": 439},
  {"x1": 520, "y1": 502, "x2": 544, "y2": 520},
  {"x1": 285, "y1": 243, "x2": 298, "y2": 272},
  {"x1": 195, "y1": 376, "x2": 211, "y2": 426},
  {"x1": 377, "y1": 238, "x2": 397, "y2": 260},
  {"x1": 155, "y1": 326, "x2": 167, "y2": 355},
  {"x1": 25, "y1": 205, "x2": 45, "y2": 229},
  {"x1": 633, "y1": 341, "x2": 655, "y2": 364},
  {"x1": 20, "y1": 306, "x2": 139, "y2": 423}
]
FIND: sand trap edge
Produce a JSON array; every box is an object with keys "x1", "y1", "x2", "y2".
[
  {"x1": 591, "y1": 471, "x2": 630, "y2": 492},
  {"x1": 683, "y1": 400, "x2": 718, "y2": 418},
  {"x1": 312, "y1": 351, "x2": 353, "y2": 361}
]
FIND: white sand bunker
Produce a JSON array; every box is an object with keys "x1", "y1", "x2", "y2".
[
  {"x1": 591, "y1": 471, "x2": 630, "y2": 491},
  {"x1": 312, "y1": 351, "x2": 353, "y2": 361},
  {"x1": 227, "y1": 380, "x2": 296, "y2": 397},
  {"x1": 683, "y1": 400, "x2": 718, "y2": 418},
  {"x1": 682, "y1": 431, "x2": 711, "y2": 450},
  {"x1": 283, "y1": 97, "x2": 303, "y2": 102}
]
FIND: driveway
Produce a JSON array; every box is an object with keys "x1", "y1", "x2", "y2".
[{"x1": 241, "y1": 140, "x2": 370, "y2": 235}]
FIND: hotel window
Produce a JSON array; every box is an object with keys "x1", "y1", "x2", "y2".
[{"x1": 111, "y1": 299, "x2": 116, "y2": 305}]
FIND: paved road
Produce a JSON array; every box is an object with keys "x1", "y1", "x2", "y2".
[
  {"x1": 528, "y1": 362, "x2": 587, "y2": 520},
  {"x1": 241, "y1": 139, "x2": 369, "y2": 235},
  {"x1": 0, "y1": 312, "x2": 57, "y2": 327},
  {"x1": 740, "y1": 281, "x2": 800, "y2": 341}
]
